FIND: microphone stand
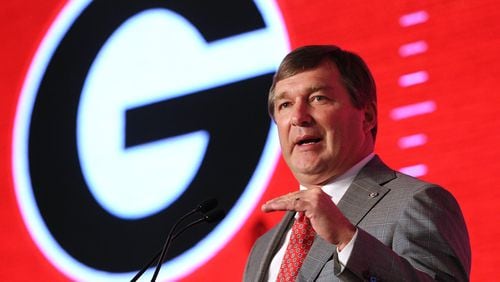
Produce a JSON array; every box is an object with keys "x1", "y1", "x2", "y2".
[
  {"x1": 150, "y1": 210, "x2": 225, "y2": 281},
  {"x1": 130, "y1": 199, "x2": 221, "y2": 282},
  {"x1": 130, "y1": 211, "x2": 192, "y2": 282}
]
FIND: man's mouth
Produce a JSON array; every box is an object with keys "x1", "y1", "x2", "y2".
[{"x1": 296, "y1": 137, "x2": 322, "y2": 146}]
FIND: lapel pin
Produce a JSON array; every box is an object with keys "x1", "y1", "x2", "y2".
[{"x1": 369, "y1": 192, "x2": 379, "y2": 198}]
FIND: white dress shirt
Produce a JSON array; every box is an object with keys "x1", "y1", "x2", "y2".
[{"x1": 267, "y1": 153, "x2": 375, "y2": 281}]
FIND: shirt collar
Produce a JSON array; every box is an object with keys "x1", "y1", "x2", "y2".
[{"x1": 300, "y1": 153, "x2": 375, "y2": 202}]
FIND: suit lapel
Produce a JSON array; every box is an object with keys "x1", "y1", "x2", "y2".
[
  {"x1": 254, "y1": 211, "x2": 295, "y2": 282},
  {"x1": 298, "y1": 155, "x2": 395, "y2": 281},
  {"x1": 298, "y1": 236, "x2": 336, "y2": 281},
  {"x1": 338, "y1": 155, "x2": 394, "y2": 226}
]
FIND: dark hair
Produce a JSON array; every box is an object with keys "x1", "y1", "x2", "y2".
[{"x1": 268, "y1": 45, "x2": 378, "y2": 140}]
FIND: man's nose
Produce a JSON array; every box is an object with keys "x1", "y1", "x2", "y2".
[{"x1": 290, "y1": 101, "x2": 312, "y2": 126}]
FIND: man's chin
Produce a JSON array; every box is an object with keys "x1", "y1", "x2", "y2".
[
  {"x1": 290, "y1": 156, "x2": 324, "y2": 170},
  {"x1": 291, "y1": 166, "x2": 327, "y2": 183}
]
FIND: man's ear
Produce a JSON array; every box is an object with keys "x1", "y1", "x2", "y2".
[{"x1": 363, "y1": 102, "x2": 377, "y2": 133}]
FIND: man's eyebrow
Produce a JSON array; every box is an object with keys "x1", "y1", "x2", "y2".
[
  {"x1": 274, "y1": 91, "x2": 287, "y2": 101},
  {"x1": 273, "y1": 85, "x2": 331, "y2": 101},
  {"x1": 309, "y1": 85, "x2": 330, "y2": 93}
]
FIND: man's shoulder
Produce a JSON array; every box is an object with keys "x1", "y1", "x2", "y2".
[
  {"x1": 363, "y1": 155, "x2": 455, "y2": 201},
  {"x1": 365, "y1": 155, "x2": 440, "y2": 188}
]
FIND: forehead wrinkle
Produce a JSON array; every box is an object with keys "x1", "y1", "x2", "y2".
[
  {"x1": 274, "y1": 90, "x2": 288, "y2": 101},
  {"x1": 309, "y1": 84, "x2": 328, "y2": 93}
]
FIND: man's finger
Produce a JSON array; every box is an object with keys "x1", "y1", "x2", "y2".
[{"x1": 261, "y1": 196, "x2": 301, "y2": 212}]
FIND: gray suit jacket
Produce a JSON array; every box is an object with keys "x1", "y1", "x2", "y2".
[{"x1": 243, "y1": 156, "x2": 471, "y2": 281}]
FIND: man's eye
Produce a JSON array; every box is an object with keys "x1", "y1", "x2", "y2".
[
  {"x1": 278, "y1": 102, "x2": 290, "y2": 110},
  {"x1": 312, "y1": 96, "x2": 326, "y2": 102}
]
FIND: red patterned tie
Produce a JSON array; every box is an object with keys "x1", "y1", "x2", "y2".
[{"x1": 276, "y1": 213, "x2": 316, "y2": 281}]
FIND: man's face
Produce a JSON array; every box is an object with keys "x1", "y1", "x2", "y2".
[{"x1": 273, "y1": 60, "x2": 375, "y2": 186}]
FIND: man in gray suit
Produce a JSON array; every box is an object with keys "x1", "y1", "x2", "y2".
[{"x1": 243, "y1": 45, "x2": 471, "y2": 281}]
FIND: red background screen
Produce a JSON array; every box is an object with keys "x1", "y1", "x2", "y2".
[{"x1": 1, "y1": 1, "x2": 499, "y2": 281}]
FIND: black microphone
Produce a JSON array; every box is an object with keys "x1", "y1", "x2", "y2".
[
  {"x1": 194, "y1": 198, "x2": 218, "y2": 213},
  {"x1": 171, "y1": 209, "x2": 226, "y2": 241},
  {"x1": 151, "y1": 208, "x2": 225, "y2": 281},
  {"x1": 130, "y1": 198, "x2": 221, "y2": 282}
]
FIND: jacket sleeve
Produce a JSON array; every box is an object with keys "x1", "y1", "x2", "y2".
[{"x1": 336, "y1": 186, "x2": 471, "y2": 281}]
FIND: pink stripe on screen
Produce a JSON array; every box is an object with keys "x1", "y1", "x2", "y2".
[
  {"x1": 399, "y1": 41, "x2": 428, "y2": 57},
  {"x1": 398, "y1": 71, "x2": 429, "y2": 87},
  {"x1": 398, "y1": 134, "x2": 428, "y2": 149},
  {"x1": 399, "y1": 11, "x2": 429, "y2": 27},
  {"x1": 390, "y1": 101, "x2": 436, "y2": 120},
  {"x1": 399, "y1": 164, "x2": 428, "y2": 177}
]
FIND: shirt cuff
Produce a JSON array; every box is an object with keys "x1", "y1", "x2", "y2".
[{"x1": 336, "y1": 228, "x2": 358, "y2": 272}]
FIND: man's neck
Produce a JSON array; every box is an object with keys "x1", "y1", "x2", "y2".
[{"x1": 300, "y1": 152, "x2": 375, "y2": 188}]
